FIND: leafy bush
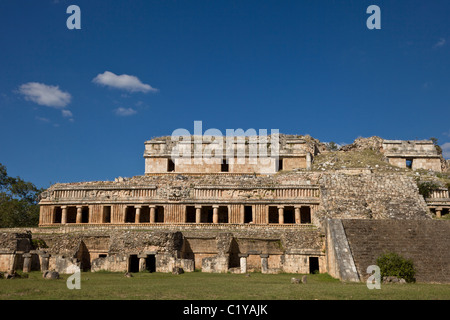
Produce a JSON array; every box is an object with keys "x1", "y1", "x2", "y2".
[
  {"x1": 31, "y1": 239, "x2": 48, "y2": 249},
  {"x1": 376, "y1": 252, "x2": 416, "y2": 283},
  {"x1": 417, "y1": 181, "x2": 440, "y2": 198}
]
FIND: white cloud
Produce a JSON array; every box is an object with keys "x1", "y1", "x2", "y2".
[
  {"x1": 114, "y1": 107, "x2": 137, "y2": 116},
  {"x1": 35, "y1": 116, "x2": 51, "y2": 123},
  {"x1": 433, "y1": 38, "x2": 446, "y2": 48},
  {"x1": 19, "y1": 82, "x2": 71, "y2": 108},
  {"x1": 61, "y1": 109, "x2": 73, "y2": 118},
  {"x1": 442, "y1": 142, "x2": 450, "y2": 159},
  {"x1": 93, "y1": 71, "x2": 158, "y2": 93}
]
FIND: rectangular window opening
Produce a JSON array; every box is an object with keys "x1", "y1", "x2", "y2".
[
  {"x1": 221, "y1": 159, "x2": 229, "y2": 172},
  {"x1": 103, "y1": 206, "x2": 111, "y2": 223},
  {"x1": 244, "y1": 206, "x2": 253, "y2": 223},
  {"x1": 278, "y1": 159, "x2": 283, "y2": 171},
  {"x1": 406, "y1": 158, "x2": 413, "y2": 169},
  {"x1": 186, "y1": 206, "x2": 196, "y2": 223},
  {"x1": 168, "y1": 159, "x2": 175, "y2": 172},
  {"x1": 309, "y1": 257, "x2": 319, "y2": 274}
]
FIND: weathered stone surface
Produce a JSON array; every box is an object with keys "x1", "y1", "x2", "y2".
[
  {"x1": 342, "y1": 219, "x2": 450, "y2": 283},
  {"x1": 43, "y1": 270, "x2": 60, "y2": 280},
  {"x1": 172, "y1": 267, "x2": 184, "y2": 275}
]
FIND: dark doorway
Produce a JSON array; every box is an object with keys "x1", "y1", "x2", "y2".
[
  {"x1": 228, "y1": 238, "x2": 240, "y2": 268},
  {"x1": 67, "y1": 207, "x2": 77, "y2": 223},
  {"x1": 221, "y1": 159, "x2": 229, "y2": 172},
  {"x1": 54, "y1": 207, "x2": 62, "y2": 224},
  {"x1": 146, "y1": 255, "x2": 156, "y2": 272},
  {"x1": 406, "y1": 158, "x2": 413, "y2": 169},
  {"x1": 218, "y1": 206, "x2": 229, "y2": 223},
  {"x1": 244, "y1": 206, "x2": 253, "y2": 223},
  {"x1": 186, "y1": 206, "x2": 196, "y2": 223},
  {"x1": 155, "y1": 206, "x2": 165, "y2": 223},
  {"x1": 128, "y1": 255, "x2": 139, "y2": 273},
  {"x1": 103, "y1": 206, "x2": 111, "y2": 223},
  {"x1": 284, "y1": 206, "x2": 295, "y2": 224},
  {"x1": 168, "y1": 159, "x2": 175, "y2": 172},
  {"x1": 81, "y1": 207, "x2": 89, "y2": 223},
  {"x1": 278, "y1": 159, "x2": 283, "y2": 171},
  {"x1": 201, "y1": 206, "x2": 213, "y2": 223},
  {"x1": 300, "y1": 206, "x2": 311, "y2": 224},
  {"x1": 140, "y1": 206, "x2": 150, "y2": 223},
  {"x1": 309, "y1": 257, "x2": 319, "y2": 274},
  {"x1": 125, "y1": 206, "x2": 136, "y2": 223},
  {"x1": 76, "y1": 241, "x2": 91, "y2": 272},
  {"x1": 268, "y1": 206, "x2": 278, "y2": 224}
]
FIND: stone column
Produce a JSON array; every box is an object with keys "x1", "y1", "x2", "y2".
[
  {"x1": 213, "y1": 205, "x2": 219, "y2": 224},
  {"x1": 195, "y1": 205, "x2": 202, "y2": 224},
  {"x1": 306, "y1": 152, "x2": 312, "y2": 170},
  {"x1": 135, "y1": 205, "x2": 141, "y2": 224},
  {"x1": 76, "y1": 206, "x2": 83, "y2": 223},
  {"x1": 278, "y1": 206, "x2": 284, "y2": 225},
  {"x1": 260, "y1": 254, "x2": 269, "y2": 274},
  {"x1": 22, "y1": 253, "x2": 32, "y2": 273},
  {"x1": 436, "y1": 208, "x2": 442, "y2": 218},
  {"x1": 239, "y1": 254, "x2": 248, "y2": 274},
  {"x1": 122, "y1": 206, "x2": 127, "y2": 223},
  {"x1": 149, "y1": 205, "x2": 156, "y2": 223},
  {"x1": 61, "y1": 206, "x2": 68, "y2": 225},
  {"x1": 138, "y1": 254, "x2": 147, "y2": 272},
  {"x1": 39, "y1": 253, "x2": 50, "y2": 272},
  {"x1": 240, "y1": 205, "x2": 245, "y2": 224},
  {"x1": 294, "y1": 206, "x2": 301, "y2": 224}
]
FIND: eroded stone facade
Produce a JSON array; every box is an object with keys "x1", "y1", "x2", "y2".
[{"x1": 2, "y1": 135, "x2": 449, "y2": 281}]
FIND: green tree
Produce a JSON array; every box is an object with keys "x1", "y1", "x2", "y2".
[
  {"x1": 430, "y1": 137, "x2": 443, "y2": 155},
  {"x1": 0, "y1": 163, "x2": 43, "y2": 228},
  {"x1": 326, "y1": 141, "x2": 339, "y2": 151}
]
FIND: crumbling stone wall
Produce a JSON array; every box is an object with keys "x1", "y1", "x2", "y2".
[
  {"x1": 186, "y1": 228, "x2": 325, "y2": 273},
  {"x1": 108, "y1": 230, "x2": 183, "y2": 255},
  {"x1": 317, "y1": 172, "x2": 431, "y2": 226},
  {"x1": 0, "y1": 232, "x2": 32, "y2": 272}
]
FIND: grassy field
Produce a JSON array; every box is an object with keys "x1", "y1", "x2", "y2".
[{"x1": 1, "y1": 271, "x2": 450, "y2": 300}]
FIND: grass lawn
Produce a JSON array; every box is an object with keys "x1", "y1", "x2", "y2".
[{"x1": 1, "y1": 271, "x2": 450, "y2": 300}]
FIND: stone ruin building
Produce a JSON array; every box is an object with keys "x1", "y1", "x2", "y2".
[{"x1": 1, "y1": 134, "x2": 450, "y2": 283}]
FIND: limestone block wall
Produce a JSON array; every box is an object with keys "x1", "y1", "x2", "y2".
[
  {"x1": 342, "y1": 219, "x2": 450, "y2": 283},
  {"x1": 0, "y1": 253, "x2": 15, "y2": 272},
  {"x1": 91, "y1": 254, "x2": 128, "y2": 272},
  {"x1": 145, "y1": 157, "x2": 169, "y2": 173},
  {"x1": 184, "y1": 228, "x2": 324, "y2": 273},
  {"x1": 387, "y1": 157, "x2": 407, "y2": 168},
  {"x1": 282, "y1": 157, "x2": 307, "y2": 171},
  {"x1": 411, "y1": 158, "x2": 442, "y2": 171},
  {"x1": 387, "y1": 157, "x2": 442, "y2": 171}
]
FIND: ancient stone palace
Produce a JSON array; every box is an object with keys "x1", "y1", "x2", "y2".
[{"x1": 1, "y1": 134, "x2": 450, "y2": 283}]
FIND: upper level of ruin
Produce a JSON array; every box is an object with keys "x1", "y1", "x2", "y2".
[
  {"x1": 381, "y1": 140, "x2": 442, "y2": 171},
  {"x1": 143, "y1": 134, "x2": 322, "y2": 174},
  {"x1": 143, "y1": 135, "x2": 445, "y2": 174}
]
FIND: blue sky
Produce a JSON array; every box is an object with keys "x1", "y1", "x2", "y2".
[{"x1": 0, "y1": 0, "x2": 449, "y2": 189}]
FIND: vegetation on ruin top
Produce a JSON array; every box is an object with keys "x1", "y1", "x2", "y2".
[{"x1": 311, "y1": 149, "x2": 398, "y2": 172}]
